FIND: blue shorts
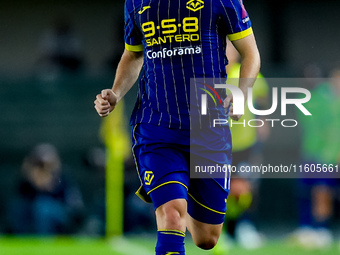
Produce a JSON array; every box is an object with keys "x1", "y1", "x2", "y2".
[{"x1": 131, "y1": 123, "x2": 232, "y2": 224}]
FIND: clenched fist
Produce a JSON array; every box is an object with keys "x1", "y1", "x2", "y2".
[
  {"x1": 223, "y1": 91, "x2": 246, "y2": 121},
  {"x1": 94, "y1": 89, "x2": 118, "y2": 117}
]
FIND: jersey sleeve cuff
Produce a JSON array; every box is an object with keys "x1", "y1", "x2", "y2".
[
  {"x1": 125, "y1": 43, "x2": 143, "y2": 52},
  {"x1": 227, "y1": 27, "x2": 253, "y2": 41}
]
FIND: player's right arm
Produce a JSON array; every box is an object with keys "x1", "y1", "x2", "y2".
[
  {"x1": 95, "y1": 0, "x2": 144, "y2": 117},
  {"x1": 94, "y1": 49, "x2": 143, "y2": 117}
]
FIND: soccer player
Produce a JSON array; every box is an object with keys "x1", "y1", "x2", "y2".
[{"x1": 94, "y1": 0, "x2": 260, "y2": 254}]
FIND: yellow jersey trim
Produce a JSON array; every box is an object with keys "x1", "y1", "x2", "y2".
[
  {"x1": 158, "y1": 229, "x2": 186, "y2": 236},
  {"x1": 125, "y1": 43, "x2": 143, "y2": 52},
  {"x1": 135, "y1": 185, "x2": 150, "y2": 203},
  {"x1": 147, "y1": 181, "x2": 188, "y2": 195},
  {"x1": 227, "y1": 27, "x2": 253, "y2": 41},
  {"x1": 188, "y1": 193, "x2": 226, "y2": 215}
]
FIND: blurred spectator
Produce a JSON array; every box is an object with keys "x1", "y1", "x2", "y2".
[
  {"x1": 291, "y1": 65, "x2": 340, "y2": 249},
  {"x1": 81, "y1": 147, "x2": 106, "y2": 236},
  {"x1": 37, "y1": 16, "x2": 84, "y2": 79},
  {"x1": 7, "y1": 143, "x2": 84, "y2": 235}
]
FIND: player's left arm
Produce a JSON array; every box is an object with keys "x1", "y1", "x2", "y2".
[{"x1": 224, "y1": 34, "x2": 261, "y2": 120}]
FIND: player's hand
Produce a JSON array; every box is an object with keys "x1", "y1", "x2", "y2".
[
  {"x1": 223, "y1": 94, "x2": 243, "y2": 121},
  {"x1": 94, "y1": 89, "x2": 118, "y2": 117}
]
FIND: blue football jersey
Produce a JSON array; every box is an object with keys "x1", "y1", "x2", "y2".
[{"x1": 125, "y1": 0, "x2": 252, "y2": 129}]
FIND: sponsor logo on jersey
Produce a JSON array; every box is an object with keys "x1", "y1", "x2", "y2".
[
  {"x1": 144, "y1": 171, "x2": 154, "y2": 185},
  {"x1": 138, "y1": 6, "x2": 151, "y2": 14},
  {"x1": 186, "y1": 0, "x2": 204, "y2": 12},
  {"x1": 239, "y1": 0, "x2": 249, "y2": 23},
  {"x1": 146, "y1": 46, "x2": 202, "y2": 59}
]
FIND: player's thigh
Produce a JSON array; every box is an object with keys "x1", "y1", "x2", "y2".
[
  {"x1": 132, "y1": 123, "x2": 190, "y2": 206},
  {"x1": 186, "y1": 177, "x2": 228, "y2": 248},
  {"x1": 188, "y1": 125, "x2": 231, "y2": 226},
  {"x1": 149, "y1": 173, "x2": 189, "y2": 232}
]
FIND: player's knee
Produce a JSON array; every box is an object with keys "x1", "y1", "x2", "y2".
[
  {"x1": 156, "y1": 199, "x2": 186, "y2": 229},
  {"x1": 194, "y1": 235, "x2": 218, "y2": 250}
]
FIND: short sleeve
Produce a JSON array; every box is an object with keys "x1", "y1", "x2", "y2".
[
  {"x1": 219, "y1": 0, "x2": 253, "y2": 41},
  {"x1": 124, "y1": 0, "x2": 143, "y2": 52}
]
